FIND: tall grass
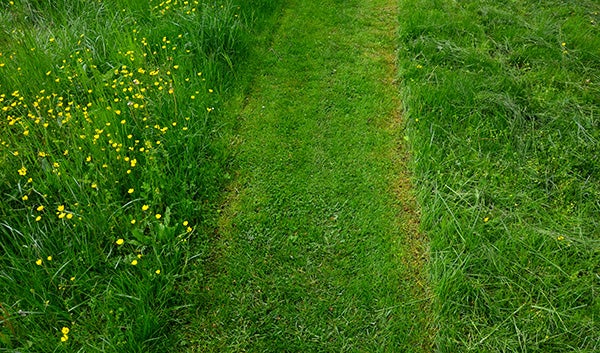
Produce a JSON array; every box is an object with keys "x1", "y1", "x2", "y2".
[
  {"x1": 0, "y1": 0, "x2": 277, "y2": 351},
  {"x1": 398, "y1": 0, "x2": 599, "y2": 351}
]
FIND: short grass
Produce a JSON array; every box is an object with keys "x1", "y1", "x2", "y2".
[
  {"x1": 0, "y1": 0, "x2": 276, "y2": 351},
  {"x1": 398, "y1": 0, "x2": 600, "y2": 351},
  {"x1": 181, "y1": 0, "x2": 431, "y2": 351}
]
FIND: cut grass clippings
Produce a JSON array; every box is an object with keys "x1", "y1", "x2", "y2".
[
  {"x1": 399, "y1": 0, "x2": 600, "y2": 351},
  {"x1": 182, "y1": 0, "x2": 432, "y2": 351}
]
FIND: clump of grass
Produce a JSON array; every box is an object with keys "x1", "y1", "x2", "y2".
[
  {"x1": 0, "y1": 0, "x2": 272, "y2": 351},
  {"x1": 398, "y1": 0, "x2": 599, "y2": 351}
]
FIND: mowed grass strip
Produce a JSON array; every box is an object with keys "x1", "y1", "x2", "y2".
[
  {"x1": 184, "y1": 0, "x2": 432, "y2": 351},
  {"x1": 398, "y1": 0, "x2": 600, "y2": 351}
]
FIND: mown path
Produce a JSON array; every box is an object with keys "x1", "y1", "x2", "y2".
[{"x1": 185, "y1": 0, "x2": 432, "y2": 351}]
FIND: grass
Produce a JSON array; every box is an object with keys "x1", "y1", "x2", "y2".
[
  {"x1": 180, "y1": 0, "x2": 432, "y2": 351},
  {"x1": 0, "y1": 0, "x2": 278, "y2": 351},
  {"x1": 398, "y1": 0, "x2": 600, "y2": 351},
  {"x1": 4, "y1": 0, "x2": 596, "y2": 351}
]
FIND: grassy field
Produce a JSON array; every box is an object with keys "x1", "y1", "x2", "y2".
[
  {"x1": 398, "y1": 0, "x2": 600, "y2": 351},
  {"x1": 2, "y1": 0, "x2": 599, "y2": 351},
  {"x1": 0, "y1": 0, "x2": 278, "y2": 351}
]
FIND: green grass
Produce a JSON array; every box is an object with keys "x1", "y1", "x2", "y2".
[
  {"x1": 180, "y1": 0, "x2": 431, "y2": 351},
  {"x1": 398, "y1": 0, "x2": 600, "y2": 351},
  {"x1": 0, "y1": 0, "x2": 278, "y2": 351},
  {"x1": 5, "y1": 0, "x2": 596, "y2": 351}
]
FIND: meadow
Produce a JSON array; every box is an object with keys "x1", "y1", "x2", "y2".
[
  {"x1": 1, "y1": 0, "x2": 599, "y2": 351},
  {"x1": 0, "y1": 0, "x2": 278, "y2": 351},
  {"x1": 399, "y1": 0, "x2": 600, "y2": 351}
]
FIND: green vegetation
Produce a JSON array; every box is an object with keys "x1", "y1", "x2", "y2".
[
  {"x1": 3, "y1": 0, "x2": 598, "y2": 351},
  {"x1": 398, "y1": 0, "x2": 600, "y2": 351},
  {"x1": 0, "y1": 0, "x2": 278, "y2": 351},
  {"x1": 181, "y1": 0, "x2": 431, "y2": 351}
]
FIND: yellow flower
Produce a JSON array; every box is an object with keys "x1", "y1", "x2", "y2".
[
  {"x1": 483, "y1": 217, "x2": 489, "y2": 223},
  {"x1": 131, "y1": 259, "x2": 138, "y2": 266},
  {"x1": 128, "y1": 188, "x2": 134, "y2": 194},
  {"x1": 557, "y1": 235, "x2": 565, "y2": 241},
  {"x1": 155, "y1": 214, "x2": 161, "y2": 220},
  {"x1": 130, "y1": 219, "x2": 136, "y2": 224},
  {"x1": 66, "y1": 213, "x2": 73, "y2": 220},
  {"x1": 36, "y1": 259, "x2": 42, "y2": 266},
  {"x1": 142, "y1": 205, "x2": 149, "y2": 211},
  {"x1": 61, "y1": 327, "x2": 70, "y2": 335},
  {"x1": 183, "y1": 221, "x2": 189, "y2": 226},
  {"x1": 36, "y1": 205, "x2": 44, "y2": 211},
  {"x1": 155, "y1": 269, "x2": 161, "y2": 275},
  {"x1": 47, "y1": 256, "x2": 52, "y2": 261},
  {"x1": 22, "y1": 195, "x2": 28, "y2": 201},
  {"x1": 61, "y1": 335, "x2": 68, "y2": 342},
  {"x1": 18, "y1": 166, "x2": 27, "y2": 176},
  {"x1": 116, "y1": 238, "x2": 124, "y2": 245},
  {"x1": 57, "y1": 205, "x2": 65, "y2": 212},
  {"x1": 35, "y1": 216, "x2": 42, "y2": 222}
]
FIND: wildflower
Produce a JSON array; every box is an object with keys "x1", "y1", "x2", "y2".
[
  {"x1": 116, "y1": 238, "x2": 124, "y2": 245},
  {"x1": 61, "y1": 335, "x2": 68, "y2": 342},
  {"x1": 131, "y1": 259, "x2": 138, "y2": 266},
  {"x1": 483, "y1": 217, "x2": 489, "y2": 223},
  {"x1": 142, "y1": 205, "x2": 149, "y2": 211},
  {"x1": 66, "y1": 213, "x2": 73, "y2": 220},
  {"x1": 130, "y1": 219, "x2": 136, "y2": 224},
  {"x1": 18, "y1": 166, "x2": 27, "y2": 176},
  {"x1": 35, "y1": 216, "x2": 42, "y2": 222},
  {"x1": 61, "y1": 327, "x2": 69, "y2": 335},
  {"x1": 36, "y1": 205, "x2": 44, "y2": 211},
  {"x1": 22, "y1": 195, "x2": 28, "y2": 201},
  {"x1": 47, "y1": 256, "x2": 52, "y2": 261},
  {"x1": 155, "y1": 269, "x2": 161, "y2": 275},
  {"x1": 183, "y1": 221, "x2": 189, "y2": 226},
  {"x1": 36, "y1": 259, "x2": 42, "y2": 266},
  {"x1": 557, "y1": 235, "x2": 565, "y2": 241},
  {"x1": 155, "y1": 214, "x2": 162, "y2": 220},
  {"x1": 128, "y1": 188, "x2": 134, "y2": 194},
  {"x1": 57, "y1": 205, "x2": 65, "y2": 212},
  {"x1": 91, "y1": 183, "x2": 97, "y2": 189}
]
